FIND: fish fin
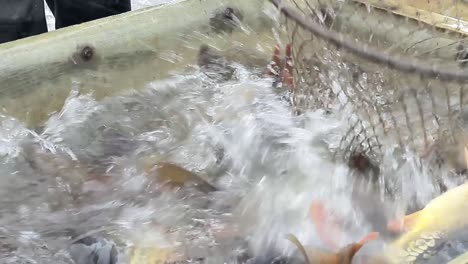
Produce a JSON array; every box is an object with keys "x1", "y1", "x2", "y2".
[
  {"x1": 356, "y1": 232, "x2": 379, "y2": 246},
  {"x1": 273, "y1": 44, "x2": 282, "y2": 66},
  {"x1": 283, "y1": 43, "x2": 294, "y2": 90},
  {"x1": 267, "y1": 45, "x2": 282, "y2": 76},
  {"x1": 336, "y1": 233, "x2": 379, "y2": 264},
  {"x1": 282, "y1": 70, "x2": 294, "y2": 91},
  {"x1": 387, "y1": 210, "x2": 422, "y2": 232},
  {"x1": 190, "y1": 174, "x2": 218, "y2": 193},
  {"x1": 309, "y1": 201, "x2": 343, "y2": 250},
  {"x1": 287, "y1": 235, "x2": 341, "y2": 264},
  {"x1": 285, "y1": 43, "x2": 292, "y2": 63},
  {"x1": 287, "y1": 234, "x2": 311, "y2": 264},
  {"x1": 464, "y1": 146, "x2": 468, "y2": 170}
]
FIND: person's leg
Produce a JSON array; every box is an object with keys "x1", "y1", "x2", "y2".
[
  {"x1": 0, "y1": 0, "x2": 48, "y2": 44},
  {"x1": 47, "y1": 0, "x2": 131, "y2": 30}
]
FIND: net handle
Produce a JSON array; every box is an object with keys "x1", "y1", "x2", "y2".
[{"x1": 269, "y1": 0, "x2": 468, "y2": 82}]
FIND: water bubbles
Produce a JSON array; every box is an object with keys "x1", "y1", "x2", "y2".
[
  {"x1": 0, "y1": 52, "x2": 461, "y2": 262},
  {"x1": 18, "y1": 231, "x2": 41, "y2": 245}
]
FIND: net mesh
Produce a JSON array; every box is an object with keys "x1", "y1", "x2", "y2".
[{"x1": 271, "y1": 0, "x2": 468, "y2": 184}]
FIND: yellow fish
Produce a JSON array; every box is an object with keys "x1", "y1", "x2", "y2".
[
  {"x1": 306, "y1": 184, "x2": 468, "y2": 264},
  {"x1": 129, "y1": 245, "x2": 178, "y2": 264},
  {"x1": 384, "y1": 182, "x2": 468, "y2": 263},
  {"x1": 383, "y1": 146, "x2": 468, "y2": 263}
]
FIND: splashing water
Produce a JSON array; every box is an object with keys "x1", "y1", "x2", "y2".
[{"x1": 0, "y1": 53, "x2": 456, "y2": 263}]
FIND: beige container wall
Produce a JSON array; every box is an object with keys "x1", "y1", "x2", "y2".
[{"x1": 0, "y1": 0, "x2": 279, "y2": 127}]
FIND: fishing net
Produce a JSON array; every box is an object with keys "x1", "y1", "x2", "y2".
[{"x1": 271, "y1": 0, "x2": 468, "y2": 182}]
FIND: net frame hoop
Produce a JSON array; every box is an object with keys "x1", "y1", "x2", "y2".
[{"x1": 269, "y1": 0, "x2": 468, "y2": 83}]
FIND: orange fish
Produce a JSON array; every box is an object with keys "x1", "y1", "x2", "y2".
[
  {"x1": 309, "y1": 201, "x2": 344, "y2": 250},
  {"x1": 267, "y1": 43, "x2": 294, "y2": 91},
  {"x1": 287, "y1": 200, "x2": 380, "y2": 264}
]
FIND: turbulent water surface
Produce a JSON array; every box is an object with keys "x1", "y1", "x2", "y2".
[
  {"x1": 2, "y1": 1, "x2": 465, "y2": 263},
  {"x1": 0, "y1": 54, "x2": 457, "y2": 263}
]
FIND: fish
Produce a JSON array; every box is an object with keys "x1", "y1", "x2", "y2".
[
  {"x1": 309, "y1": 201, "x2": 345, "y2": 250},
  {"x1": 69, "y1": 236, "x2": 118, "y2": 264},
  {"x1": 383, "y1": 182, "x2": 468, "y2": 263},
  {"x1": 19, "y1": 140, "x2": 89, "y2": 208},
  {"x1": 287, "y1": 229, "x2": 379, "y2": 264},
  {"x1": 143, "y1": 160, "x2": 218, "y2": 193},
  {"x1": 308, "y1": 180, "x2": 468, "y2": 264},
  {"x1": 197, "y1": 44, "x2": 237, "y2": 81},
  {"x1": 286, "y1": 200, "x2": 380, "y2": 264},
  {"x1": 197, "y1": 43, "x2": 273, "y2": 81},
  {"x1": 129, "y1": 245, "x2": 180, "y2": 264},
  {"x1": 267, "y1": 43, "x2": 294, "y2": 90}
]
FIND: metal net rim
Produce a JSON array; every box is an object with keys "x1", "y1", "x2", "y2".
[{"x1": 269, "y1": 0, "x2": 468, "y2": 83}]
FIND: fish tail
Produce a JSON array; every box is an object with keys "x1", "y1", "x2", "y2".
[
  {"x1": 287, "y1": 234, "x2": 311, "y2": 264},
  {"x1": 387, "y1": 210, "x2": 422, "y2": 232},
  {"x1": 357, "y1": 232, "x2": 379, "y2": 245},
  {"x1": 309, "y1": 201, "x2": 343, "y2": 250},
  {"x1": 284, "y1": 43, "x2": 294, "y2": 90},
  {"x1": 354, "y1": 232, "x2": 379, "y2": 253},
  {"x1": 267, "y1": 45, "x2": 282, "y2": 76},
  {"x1": 387, "y1": 219, "x2": 405, "y2": 232}
]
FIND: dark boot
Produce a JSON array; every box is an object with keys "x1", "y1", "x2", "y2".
[
  {"x1": 0, "y1": 0, "x2": 48, "y2": 44},
  {"x1": 46, "y1": 0, "x2": 131, "y2": 29}
]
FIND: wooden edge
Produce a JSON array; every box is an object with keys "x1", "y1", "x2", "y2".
[{"x1": 352, "y1": 0, "x2": 468, "y2": 36}]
